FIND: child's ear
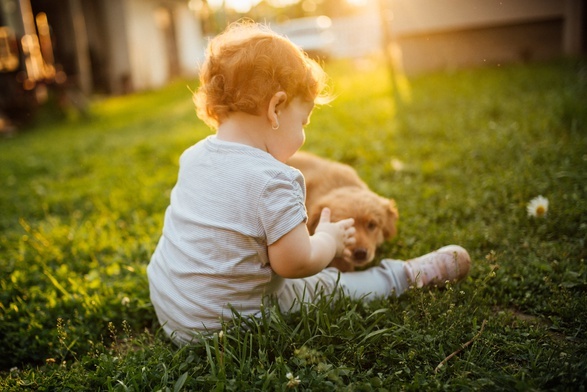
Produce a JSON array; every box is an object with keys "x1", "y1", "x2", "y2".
[{"x1": 267, "y1": 91, "x2": 287, "y2": 125}]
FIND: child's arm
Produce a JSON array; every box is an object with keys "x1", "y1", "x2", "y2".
[{"x1": 268, "y1": 208, "x2": 355, "y2": 279}]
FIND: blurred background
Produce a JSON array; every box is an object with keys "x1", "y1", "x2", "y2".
[{"x1": 0, "y1": 0, "x2": 585, "y2": 131}]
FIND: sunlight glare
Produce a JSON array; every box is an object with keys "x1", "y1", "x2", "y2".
[
  {"x1": 346, "y1": 0, "x2": 367, "y2": 6},
  {"x1": 206, "y1": 0, "x2": 262, "y2": 13}
]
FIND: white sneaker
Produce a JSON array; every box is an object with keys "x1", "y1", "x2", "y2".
[{"x1": 404, "y1": 245, "x2": 471, "y2": 288}]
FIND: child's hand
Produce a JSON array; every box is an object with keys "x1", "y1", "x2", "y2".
[
  {"x1": 314, "y1": 208, "x2": 356, "y2": 258},
  {"x1": 268, "y1": 208, "x2": 355, "y2": 278}
]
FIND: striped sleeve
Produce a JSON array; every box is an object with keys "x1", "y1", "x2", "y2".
[{"x1": 259, "y1": 171, "x2": 307, "y2": 246}]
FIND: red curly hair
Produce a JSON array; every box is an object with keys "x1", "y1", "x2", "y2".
[{"x1": 194, "y1": 21, "x2": 330, "y2": 129}]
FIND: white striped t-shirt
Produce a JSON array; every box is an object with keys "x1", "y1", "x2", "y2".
[{"x1": 147, "y1": 135, "x2": 307, "y2": 342}]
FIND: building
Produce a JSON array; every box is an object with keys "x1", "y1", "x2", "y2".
[
  {"x1": 330, "y1": 0, "x2": 585, "y2": 74},
  {"x1": 0, "y1": 0, "x2": 205, "y2": 127}
]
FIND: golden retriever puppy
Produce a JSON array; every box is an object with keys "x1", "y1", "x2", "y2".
[{"x1": 288, "y1": 151, "x2": 399, "y2": 272}]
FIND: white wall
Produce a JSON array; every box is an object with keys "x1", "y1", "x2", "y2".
[
  {"x1": 390, "y1": 0, "x2": 565, "y2": 35},
  {"x1": 125, "y1": 0, "x2": 168, "y2": 91},
  {"x1": 103, "y1": 0, "x2": 131, "y2": 94},
  {"x1": 389, "y1": 0, "x2": 569, "y2": 73},
  {"x1": 331, "y1": 12, "x2": 381, "y2": 59},
  {"x1": 173, "y1": 5, "x2": 205, "y2": 77},
  {"x1": 109, "y1": 0, "x2": 204, "y2": 92},
  {"x1": 329, "y1": 0, "x2": 575, "y2": 73}
]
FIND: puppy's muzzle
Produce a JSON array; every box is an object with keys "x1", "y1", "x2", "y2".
[{"x1": 352, "y1": 248, "x2": 369, "y2": 262}]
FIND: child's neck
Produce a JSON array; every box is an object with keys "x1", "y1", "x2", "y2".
[{"x1": 216, "y1": 112, "x2": 269, "y2": 152}]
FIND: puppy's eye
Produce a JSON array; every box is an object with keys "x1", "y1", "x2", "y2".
[{"x1": 367, "y1": 221, "x2": 378, "y2": 231}]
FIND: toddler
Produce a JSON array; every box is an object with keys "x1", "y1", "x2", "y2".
[{"x1": 147, "y1": 21, "x2": 471, "y2": 345}]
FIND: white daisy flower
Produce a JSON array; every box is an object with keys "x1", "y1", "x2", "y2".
[
  {"x1": 527, "y1": 195, "x2": 549, "y2": 218},
  {"x1": 286, "y1": 372, "x2": 301, "y2": 388},
  {"x1": 391, "y1": 158, "x2": 405, "y2": 172}
]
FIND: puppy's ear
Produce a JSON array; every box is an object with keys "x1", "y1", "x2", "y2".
[
  {"x1": 382, "y1": 198, "x2": 399, "y2": 239},
  {"x1": 306, "y1": 205, "x2": 324, "y2": 235}
]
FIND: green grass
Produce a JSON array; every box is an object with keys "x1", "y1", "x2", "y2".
[{"x1": 1, "y1": 58, "x2": 586, "y2": 390}]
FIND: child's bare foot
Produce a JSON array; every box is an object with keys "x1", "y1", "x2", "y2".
[{"x1": 404, "y1": 245, "x2": 471, "y2": 288}]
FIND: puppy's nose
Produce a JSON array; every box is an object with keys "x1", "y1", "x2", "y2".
[{"x1": 353, "y1": 248, "x2": 368, "y2": 261}]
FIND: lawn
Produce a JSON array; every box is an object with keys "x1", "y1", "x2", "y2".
[{"x1": 1, "y1": 58, "x2": 586, "y2": 390}]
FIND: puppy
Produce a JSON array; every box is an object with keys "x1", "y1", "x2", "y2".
[{"x1": 288, "y1": 151, "x2": 399, "y2": 272}]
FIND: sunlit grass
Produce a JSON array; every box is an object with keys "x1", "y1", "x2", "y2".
[{"x1": 1, "y1": 58, "x2": 586, "y2": 390}]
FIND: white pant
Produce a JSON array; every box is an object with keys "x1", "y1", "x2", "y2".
[
  {"x1": 167, "y1": 260, "x2": 410, "y2": 345},
  {"x1": 276, "y1": 259, "x2": 410, "y2": 313}
]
